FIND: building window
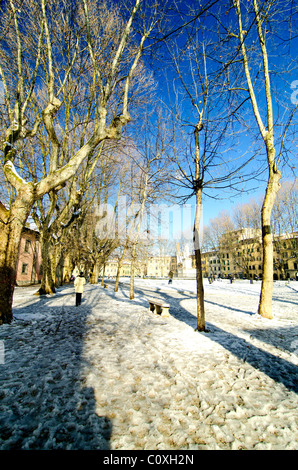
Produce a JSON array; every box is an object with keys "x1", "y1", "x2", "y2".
[
  {"x1": 21, "y1": 263, "x2": 28, "y2": 274},
  {"x1": 24, "y1": 239, "x2": 31, "y2": 253}
]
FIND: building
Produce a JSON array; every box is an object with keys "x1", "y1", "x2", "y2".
[
  {"x1": 201, "y1": 229, "x2": 298, "y2": 281},
  {"x1": 16, "y1": 227, "x2": 42, "y2": 286},
  {"x1": 102, "y1": 255, "x2": 178, "y2": 279},
  {"x1": 18, "y1": 226, "x2": 296, "y2": 285},
  {"x1": 146, "y1": 256, "x2": 177, "y2": 278},
  {"x1": 273, "y1": 233, "x2": 298, "y2": 280},
  {"x1": 103, "y1": 259, "x2": 137, "y2": 278},
  {"x1": 201, "y1": 251, "x2": 222, "y2": 278}
]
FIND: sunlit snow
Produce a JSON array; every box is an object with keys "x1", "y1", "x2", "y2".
[{"x1": 0, "y1": 278, "x2": 297, "y2": 450}]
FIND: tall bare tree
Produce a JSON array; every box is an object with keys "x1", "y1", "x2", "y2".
[
  {"x1": 230, "y1": 0, "x2": 298, "y2": 318},
  {"x1": 165, "y1": 13, "x2": 256, "y2": 330},
  {"x1": 0, "y1": 0, "x2": 158, "y2": 323}
]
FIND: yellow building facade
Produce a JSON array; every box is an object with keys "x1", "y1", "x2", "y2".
[
  {"x1": 99, "y1": 231, "x2": 298, "y2": 281},
  {"x1": 201, "y1": 230, "x2": 298, "y2": 281},
  {"x1": 103, "y1": 256, "x2": 178, "y2": 279}
]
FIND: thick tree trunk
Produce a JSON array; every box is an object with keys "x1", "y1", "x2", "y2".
[
  {"x1": 0, "y1": 225, "x2": 21, "y2": 324},
  {"x1": 258, "y1": 166, "x2": 281, "y2": 319},
  {"x1": 101, "y1": 264, "x2": 106, "y2": 286},
  {"x1": 35, "y1": 234, "x2": 56, "y2": 295},
  {"x1": 0, "y1": 189, "x2": 33, "y2": 323},
  {"x1": 62, "y1": 253, "x2": 73, "y2": 283},
  {"x1": 194, "y1": 189, "x2": 205, "y2": 331},
  {"x1": 90, "y1": 261, "x2": 100, "y2": 284},
  {"x1": 51, "y1": 244, "x2": 63, "y2": 287}
]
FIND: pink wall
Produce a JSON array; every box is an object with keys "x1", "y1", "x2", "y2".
[{"x1": 16, "y1": 229, "x2": 42, "y2": 285}]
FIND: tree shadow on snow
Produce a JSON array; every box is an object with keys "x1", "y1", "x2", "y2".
[
  {"x1": 205, "y1": 298, "x2": 256, "y2": 315},
  {"x1": 0, "y1": 291, "x2": 112, "y2": 450},
  {"x1": 177, "y1": 302, "x2": 297, "y2": 394},
  {"x1": 204, "y1": 323, "x2": 298, "y2": 393},
  {"x1": 244, "y1": 325, "x2": 298, "y2": 356},
  {"x1": 122, "y1": 283, "x2": 298, "y2": 394},
  {"x1": 53, "y1": 282, "x2": 298, "y2": 396}
]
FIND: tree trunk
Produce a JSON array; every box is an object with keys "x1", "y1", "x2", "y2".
[
  {"x1": 130, "y1": 244, "x2": 136, "y2": 300},
  {"x1": 115, "y1": 262, "x2": 122, "y2": 292},
  {"x1": 0, "y1": 224, "x2": 22, "y2": 324},
  {"x1": 51, "y1": 243, "x2": 63, "y2": 287},
  {"x1": 0, "y1": 189, "x2": 33, "y2": 323},
  {"x1": 258, "y1": 165, "x2": 281, "y2": 319},
  {"x1": 90, "y1": 261, "x2": 100, "y2": 284},
  {"x1": 101, "y1": 264, "x2": 106, "y2": 286},
  {"x1": 62, "y1": 253, "x2": 73, "y2": 283},
  {"x1": 115, "y1": 246, "x2": 128, "y2": 292},
  {"x1": 35, "y1": 233, "x2": 56, "y2": 295},
  {"x1": 193, "y1": 119, "x2": 205, "y2": 332},
  {"x1": 193, "y1": 188, "x2": 205, "y2": 331},
  {"x1": 232, "y1": 0, "x2": 283, "y2": 319}
]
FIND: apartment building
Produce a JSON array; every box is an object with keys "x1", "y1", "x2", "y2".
[
  {"x1": 201, "y1": 252, "x2": 222, "y2": 278},
  {"x1": 202, "y1": 229, "x2": 298, "y2": 281},
  {"x1": 273, "y1": 233, "x2": 298, "y2": 280}
]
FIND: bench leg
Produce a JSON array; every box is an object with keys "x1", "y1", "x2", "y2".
[
  {"x1": 161, "y1": 307, "x2": 170, "y2": 317},
  {"x1": 156, "y1": 305, "x2": 162, "y2": 315},
  {"x1": 149, "y1": 302, "x2": 155, "y2": 313}
]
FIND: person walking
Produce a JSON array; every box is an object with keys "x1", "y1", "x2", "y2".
[{"x1": 74, "y1": 271, "x2": 86, "y2": 306}]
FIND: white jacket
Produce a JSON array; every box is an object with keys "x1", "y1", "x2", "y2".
[{"x1": 74, "y1": 276, "x2": 86, "y2": 293}]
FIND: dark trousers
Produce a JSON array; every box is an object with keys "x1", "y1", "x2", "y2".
[{"x1": 76, "y1": 292, "x2": 82, "y2": 306}]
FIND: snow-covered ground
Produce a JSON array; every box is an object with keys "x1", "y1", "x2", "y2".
[{"x1": 0, "y1": 278, "x2": 297, "y2": 450}]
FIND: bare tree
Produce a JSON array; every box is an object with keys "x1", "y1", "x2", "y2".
[
  {"x1": 119, "y1": 111, "x2": 171, "y2": 299},
  {"x1": 233, "y1": 198, "x2": 262, "y2": 232},
  {"x1": 272, "y1": 180, "x2": 298, "y2": 236},
  {"x1": 164, "y1": 13, "x2": 256, "y2": 330},
  {"x1": 229, "y1": 0, "x2": 298, "y2": 318},
  {"x1": 0, "y1": 0, "x2": 158, "y2": 323}
]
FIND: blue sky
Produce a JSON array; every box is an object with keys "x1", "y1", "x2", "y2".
[{"x1": 148, "y1": 0, "x2": 298, "y2": 231}]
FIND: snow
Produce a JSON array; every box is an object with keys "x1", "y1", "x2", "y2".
[{"x1": 0, "y1": 278, "x2": 297, "y2": 450}]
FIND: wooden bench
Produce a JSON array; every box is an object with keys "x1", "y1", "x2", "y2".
[{"x1": 148, "y1": 298, "x2": 170, "y2": 317}]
